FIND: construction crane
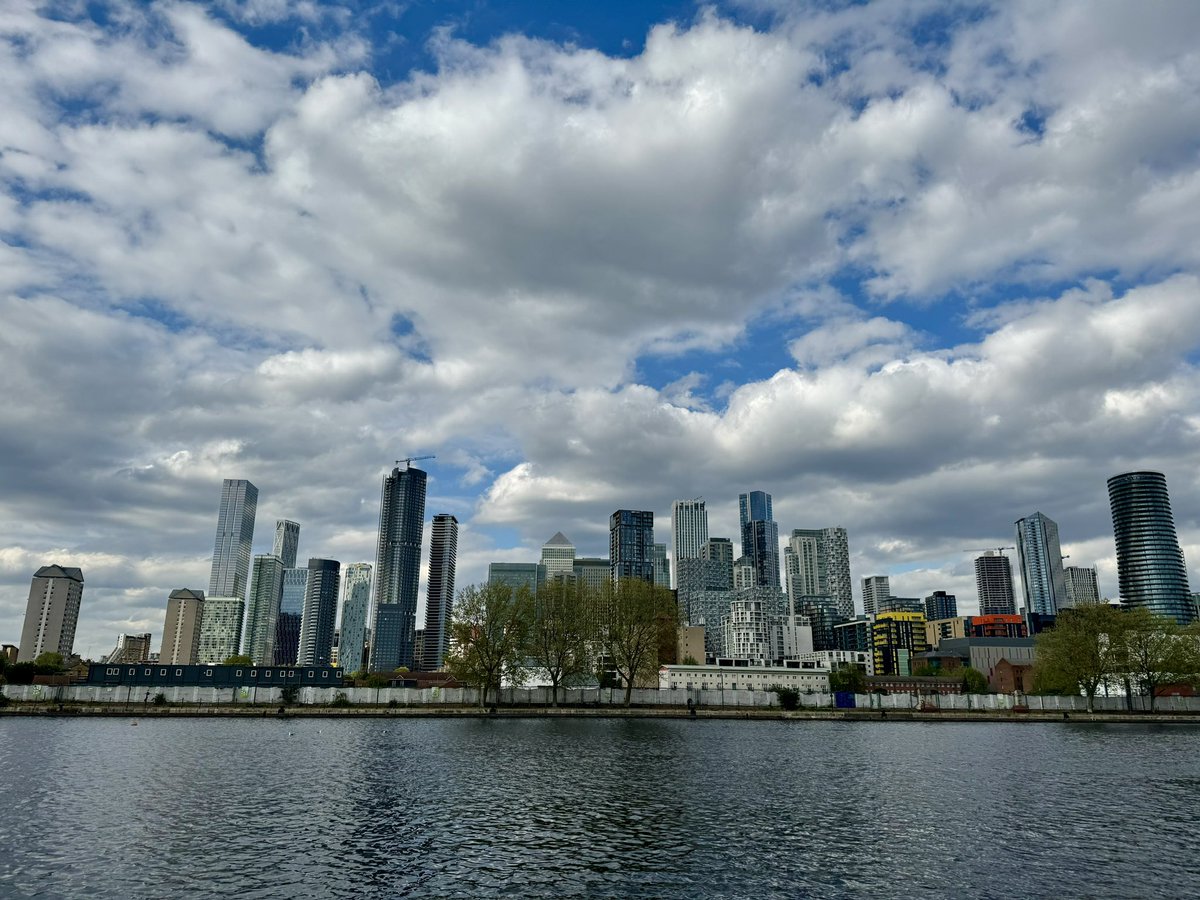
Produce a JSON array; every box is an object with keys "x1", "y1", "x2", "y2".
[
  {"x1": 961, "y1": 546, "x2": 1016, "y2": 556},
  {"x1": 395, "y1": 454, "x2": 436, "y2": 469}
]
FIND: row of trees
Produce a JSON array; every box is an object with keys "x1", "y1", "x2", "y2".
[
  {"x1": 0, "y1": 651, "x2": 66, "y2": 685},
  {"x1": 444, "y1": 578, "x2": 678, "y2": 707},
  {"x1": 1034, "y1": 603, "x2": 1200, "y2": 711}
]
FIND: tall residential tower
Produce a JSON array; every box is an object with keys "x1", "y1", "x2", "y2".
[
  {"x1": 1015, "y1": 512, "x2": 1067, "y2": 616},
  {"x1": 17, "y1": 565, "x2": 85, "y2": 663},
  {"x1": 1108, "y1": 471, "x2": 1192, "y2": 623},
  {"x1": 370, "y1": 464, "x2": 427, "y2": 671},
  {"x1": 208, "y1": 479, "x2": 258, "y2": 600},
  {"x1": 422, "y1": 514, "x2": 459, "y2": 671}
]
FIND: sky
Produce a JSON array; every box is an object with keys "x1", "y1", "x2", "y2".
[{"x1": 3, "y1": 0, "x2": 1200, "y2": 658}]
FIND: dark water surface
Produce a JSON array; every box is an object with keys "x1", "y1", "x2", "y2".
[{"x1": 1, "y1": 717, "x2": 1198, "y2": 898}]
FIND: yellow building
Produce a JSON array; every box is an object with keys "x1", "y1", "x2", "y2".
[{"x1": 873, "y1": 611, "x2": 928, "y2": 676}]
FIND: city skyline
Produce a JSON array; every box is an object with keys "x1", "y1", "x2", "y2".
[{"x1": 3, "y1": 2, "x2": 1200, "y2": 654}]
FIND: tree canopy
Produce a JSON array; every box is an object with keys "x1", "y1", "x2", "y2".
[{"x1": 445, "y1": 582, "x2": 533, "y2": 707}]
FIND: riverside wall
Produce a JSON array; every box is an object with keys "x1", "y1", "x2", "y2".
[{"x1": 3, "y1": 682, "x2": 1200, "y2": 714}]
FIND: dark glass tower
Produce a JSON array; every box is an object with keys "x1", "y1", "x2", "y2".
[
  {"x1": 610, "y1": 510, "x2": 655, "y2": 582},
  {"x1": 421, "y1": 514, "x2": 458, "y2": 671},
  {"x1": 1108, "y1": 471, "x2": 1192, "y2": 624},
  {"x1": 738, "y1": 490, "x2": 780, "y2": 590},
  {"x1": 273, "y1": 567, "x2": 307, "y2": 665},
  {"x1": 298, "y1": 558, "x2": 340, "y2": 666},
  {"x1": 370, "y1": 465, "x2": 427, "y2": 671}
]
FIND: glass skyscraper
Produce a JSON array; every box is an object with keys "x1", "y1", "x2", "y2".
[
  {"x1": 422, "y1": 514, "x2": 458, "y2": 671},
  {"x1": 1108, "y1": 471, "x2": 1192, "y2": 624},
  {"x1": 274, "y1": 567, "x2": 307, "y2": 665},
  {"x1": 208, "y1": 479, "x2": 258, "y2": 600},
  {"x1": 370, "y1": 465, "x2": 427, "y2": 672},
  {"x1": 298, "y1": 558, "x2": 340, "y2": 666},
  {"x1": 670, "y1": 499, "x2": 709, "y2": 589},
  {"x1": 338, "y1": 563, "x2": 372, "y2": 675},
  {"x1": 610, "y1": 509, "x2": 655, "y2": 583},
  {"x1": 1015, "y1": 512, "x2": 1067, "y2": 615},
  {"x1": 739, "y1": 491, "x2": 780, "y2": 591},
  {"x1": 244, "y1": 554, "x2": 284, "y2": 665},
  {"x1": 272, "y1": 520, "x2": 300, "y2": 569}
]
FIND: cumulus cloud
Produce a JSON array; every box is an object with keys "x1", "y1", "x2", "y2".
[{"x1": 2, "y1": 1, "x2": 1199, "y2": 649}]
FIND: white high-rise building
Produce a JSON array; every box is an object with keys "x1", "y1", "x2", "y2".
[
  {"x1": 208, "y1": 479, "x2": 258, "y2": 601},
  {"x1": 862, "y1": 576, "x2": 890, "y2": 617},
  {"x1": 1063, "y1": 566, "x2": 1100, "y2": 608},
  {"x1": 787, "y1": 528, "x2": 852, "y2": 620},
  {"x1": 339, "y1": 563, "x2": 373, "y2": 675},
  {"x1": 17, "y1": 565, "x2": 85, "y2": 663},
  {"x1": 196, "y1": 596, "x2": 245, "y2": 664},
  {"x1": 541, "y1": 532, "x2": 576, "y2": 579},
  {"x1": 670, "y1": 499, "x2": 709, "y2": 589}
]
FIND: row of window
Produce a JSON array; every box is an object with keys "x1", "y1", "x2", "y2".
[{"x1": 106, "y1": 667, "x2": 332, "y2": 679}]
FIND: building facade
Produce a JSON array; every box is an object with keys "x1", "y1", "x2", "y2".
[
  {"x1": 872, "y1": 611, "x2": 928, "y2": 677},
  {"x1": 160, "y1": 589, "x2": 205, "y2": 665},
  {"x1": 670, "y1": 499, "x2": 709, "y2": 589},
  {"x1": 422, "y1": 514, "x2": 459, "y2": 671},
  {"x1": 739, "y1": 491, "x2": 780, "y2": 590},
  {"x1": 243, "y1": 554, "x2": 284, "y2": 665},
  {"x1": 1063, "y1": 566, "x2": 1100, "y2": 608},
  {"x1": 103, "y1": 633, "x2": 152, "y2": 665},
  {"x1": 196, "y1": 597, "x2": 245, "y2": 664},
  {"x1": 787, "y1": 528, "x2": 852, "y2": 620},
  {"x1": 274, "y1": 568, "x2": 308, "y2": 666},
  {"x1": 701, "y1": 538, "x2": 735, "y2": 589},
  {"x1": 862, "y1": 575, "x2": 890, "y2": 617},
  {"x1": 17, "y1": 565, "x2": 85, "y2": 663},
  {"x1": 1015, "y1": 512, "x2": 1067, "y2": 616},
  {"x1": 652, "y1": 543, "x2": 671, "y2": 590},
  {"x1": 1108, "y1": 471, "x2": 1193, "y2": 623},
  {"x1": 975, "y1": 552, "x2": 1016, "y2": 616},
  {"x1": 298, "y1": 558, "x2": 340, "y2": 667},
  {"x1": 371, "y1": 464, "x2": 428, "y2": 671},
  {"x1": 540, "y1": 532, "x2": 576, "y2": 579},
  {"x1": 338, "y1": 563, "x2": 372, "y2": 675},
  {"x1": 610, "y1": 509, "x2": 655, "y2": 583},
  {"x1": 208, "y1": 479, "x2": 258, "y2": 600},
  {"x1": 924, "y1": 591, "x2": 958, "y2": 621},
  {"x1": 488, "y1": 562, "x2": 546, "y2": 594}
]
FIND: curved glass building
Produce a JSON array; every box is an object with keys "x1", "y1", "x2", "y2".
[{"x1": 1107, "y1": 471, "x2": 1193, "y2": 624}]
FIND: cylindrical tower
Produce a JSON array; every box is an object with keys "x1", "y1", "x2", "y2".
[{"x1": 1107, "y1": 471, "x2": 1192, "y2": 623}]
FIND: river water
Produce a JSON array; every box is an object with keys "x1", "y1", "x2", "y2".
[{"x1": 1, "y1": 716, "x2": 1197, "y2": 898}]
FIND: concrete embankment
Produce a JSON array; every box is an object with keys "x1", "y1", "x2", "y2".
[{"x1": 3, "y1": 702, "x2": 1199, "y2": 724}]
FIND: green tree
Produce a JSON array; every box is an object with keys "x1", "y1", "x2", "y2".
[
  {"x1": 1034, "y1": 602, "x2": 1126, "y2": 712},
  {"x1": 223, "y1": 655, "x2": 252, "y2": 666},
  {"x1": 829, "y1": 664, "x2": 867, "y2": 693},
  {"x1": 959, "y1": 667, "x2": 989, "y2": 694},
  {"x1": 445, "y1": 582, "x2": 533, "y2": 707},
  {"x1": 601, "y1": 578, "x2": 678, "y2": 706},
  {"x1": 530, "y1": 578, "x2": 595, "y2": 707},
  {"x1": 1117, "y1": 608, "x2": 1200, "y2": 711},
  {"x1": 912, "y1": 664, "x2": 937, "y2": 678},
  {"x1": 33, "y1": 652, "x2": 64, "y2": 672}
]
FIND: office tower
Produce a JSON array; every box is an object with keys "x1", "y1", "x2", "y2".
[
  {"x1": 1063, "y1": 566, "x2": 1100, "y2": 608},
  {"x1": 103, "y1": 633, "x2": 152, "y2": 664},
  {"x1": 572, "y1": 558, "x2": 611, "y2": 591},
  {"x1": 274, "y1": 568, "x2": 307, "y2": 665},
  {"x1": 489, "y1": 562, "x2": 547, "y2": 594},
  {"x1": 540, "y1": 532, "x2": 576, "y2": 579},
  {"x1": 787, "y1": 528, "x2": 852, "y2": 620},
  {"x1": 272, "y1": 520, "x2": 300, "y2": 569},
  {"x1": 1015, "y1": 512, "x2": 1067, "y2": 616},
  {"x1": 924, "y1": 591, "x2": 958, "y2": 621},
  {"x1": 371, "y1": 464, "x2": 427, "y2": 671},
  {"x1": 244, "y1": 555, "x2": 284, "y2": 665},
  {"x1": 208, "y1": 479, "x2": 258, "y2": 600},
  {"x1": 1108, "y1": 470, "x2": 1193, "y2": 623},
  {"x1": 862, "y1": 576, "x2": 890, "y2": 617},
  {"x1": 422, "y1": 514, "x2": 458, "y2": 671},
  {"x1": 339, "y1": 563, "x2": 372, "y2": 675},
  {"x1": 975, "y1": 552, "x2": 1016, "y2": 616},
  {"x1": 671, "y1": 500, "x2": 709, "y2": 588},
  {"x1": 739, "y1": 490, "x2": 780, "y2": 590},
  {"x1": 160, "y1": 589, "x2": 205, "y2": 665},
  {"x1": 652, "y1": 543, "x2": 671, "y2": 590},
  {"x1": 17, "y1": 565, "x2": 85, "y2": 662},
  {"x1": 701, "y1": 538, "x2": 734, "y2": 589},
  {"x1": 196, "y1": 597, "x2": 245, "y2": 664},
  {"x1": 610, "y1": 510, "x2": 655, "y2": 582},
  {"x1": 298, "y1": 558, "x2": 340, "y2": 666}
]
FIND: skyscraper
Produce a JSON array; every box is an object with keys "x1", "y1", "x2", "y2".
[
  {"x1": 208, "y1": 479, "x2": 257, "y2": 600},
  {"x1": 298, "y1": 558, "x2": 340, "y2": 666},
  {"x1": 975, "y1": 552, "x2": 1016, "y2": 616},
  {"x1": 610, "y1": 509, "x2": 654, "y2": 582},
  {"x1": 540, "y1": 532, "x2": 576, "y2": 579},
  {"x1": 1108, "y1": 471, "x2": 1193, "y2": 623},
  {"x1": 862, "y1": 576, "x2": 890, "y2": 617},
  {"x1": 652, "y1": 543, "x2": 671, "y2": 590},
  {"x1": 272, "y1": 519, "x2": 300, "y2": 569},
  {"x1": 739, "y1": 491, "x2": 780, "y2": 590},
  {"x1": 422, "y1": 514, "x2": 458, "y2": 671},
  {"x1": 1015, "y1": 512, "x2": 1067, "y2": 615},
  {"x1": 1063, "y1": 565, "x2": 1100, "y2": 608},
  {"x1": 787, "y1": 528, "x2": 852, "y2": 620},
  {"x1": 670, "y1": 499, "x2": 709, "y2": 589},
  {"x1": 339, "y1": 563, "x2": 372, "y2": 675},
  {"x1": 160, "y1": 589, "x2": 205, "y2": 665},
  {"x1": 371, "y1": 464, "x2": 427, "y2": 671},
  {"x1": 924, "y1": 591, "x2": 958, "y2": 621},
  {"x1": 701, "y1": 538, "x2": 734, "y2": 589},
  {"x1": 274, "y1": 568, "x2": 307, "y2": 666},
  {"x1": 17, "y1": 565, "x2": 84, "y2": 662},
  {"x1": 244, "y1": 555, "x2": 284, "y2": 665}
]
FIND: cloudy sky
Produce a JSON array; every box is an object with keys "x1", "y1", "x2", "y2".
[{"x1": 3, "y1": 0, "x2": 1200, "y2": 657}]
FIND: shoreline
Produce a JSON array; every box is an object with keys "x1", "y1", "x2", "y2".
[{"x1": 3, "y1": 703, "x2": 1199, "y2": 724}]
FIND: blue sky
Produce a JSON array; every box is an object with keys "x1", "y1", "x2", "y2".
[{"x1": 3, "y1": 0, "x2": 1200, "y2": 655}]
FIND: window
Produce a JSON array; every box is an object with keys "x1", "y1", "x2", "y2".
[
  {"x1": 307, "y1": 672, "x2": 314, "y2": 679},
  {"x1": 250, "y1": 670, "x2": 257, "y2": 677},
  {"x1": 235, "y1": 670, "x2": 242, "y2": 677},
  {"x1": 159, "y1": 668, "x2": 167, "y2": 676},
  {"x1": 175, "y1": 669, "x2": 183, "y2": 676},
  {"x1": 204, "y1": 669, "x2": 213, "y2": 677},
  {"x1": 322, "y1": 672, "x2": 328, "y2": 679}
]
